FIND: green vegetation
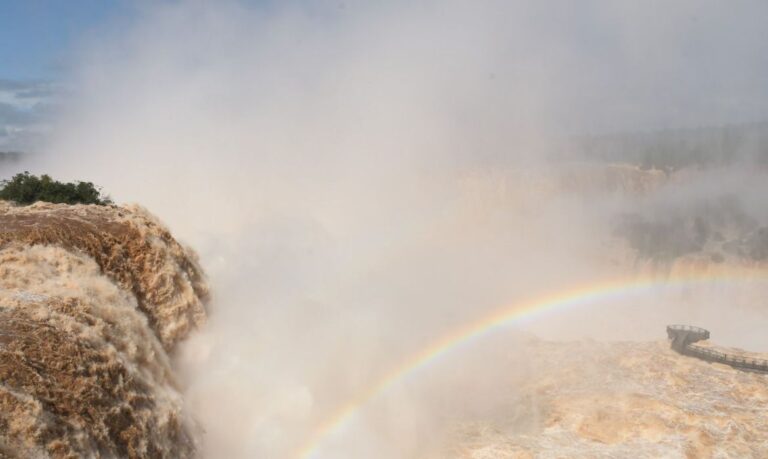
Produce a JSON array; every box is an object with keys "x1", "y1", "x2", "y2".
[{"x1": 0, "y1": 172, "x2": 112, "y2": 205}]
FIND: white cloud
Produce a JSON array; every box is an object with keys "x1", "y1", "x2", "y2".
[{"x1": 0, "y1": 80, "x2": 58, "y2": 151}]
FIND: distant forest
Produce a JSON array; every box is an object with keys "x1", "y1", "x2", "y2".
[{"x1": 567, "y1": 122, "x2": 768, "y2": 171}]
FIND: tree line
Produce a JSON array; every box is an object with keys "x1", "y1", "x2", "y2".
[{"x1": 0, "y1": 172, "x2": 112, "y2": 205}]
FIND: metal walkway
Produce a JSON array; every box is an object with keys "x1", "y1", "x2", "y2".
[{"x1": 667, "y1": 325, "x2": 768, "y2": 373}]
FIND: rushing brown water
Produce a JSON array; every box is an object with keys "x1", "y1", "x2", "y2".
[
  {"x1": 0, "y1": 201, "x2": 208, "y2": 458},
  {"x1": 449, "y1": 339, "x2": 768, "y2": 458}
]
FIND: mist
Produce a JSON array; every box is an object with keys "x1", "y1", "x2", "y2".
[{"x1": 17, "y1": 0, "x2": 768, "y2": 457}]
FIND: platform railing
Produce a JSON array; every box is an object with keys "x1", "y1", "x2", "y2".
[{"x1": 666, "y1": 325, "x2": 768, "y2": 373}]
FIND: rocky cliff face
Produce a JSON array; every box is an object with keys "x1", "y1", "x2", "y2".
[{"x1": 0, "y1": 202, "x2": 208, "y2": 458}]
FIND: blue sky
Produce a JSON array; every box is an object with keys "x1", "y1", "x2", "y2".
[
  {"x1": 0, "y1": 0, "x2": 131, "y2": 80},
  {"x1": 0, "y1": 0, "x2": 134, "y2": 150}
]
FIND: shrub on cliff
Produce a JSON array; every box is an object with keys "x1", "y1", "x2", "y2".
[{"x1": 0, "y1": 172, "x2": 112, "y2": 205}]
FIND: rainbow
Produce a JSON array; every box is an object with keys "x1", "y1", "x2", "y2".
[{"x1": 296, "y1": 268, "x2": 768, "y2": 458}]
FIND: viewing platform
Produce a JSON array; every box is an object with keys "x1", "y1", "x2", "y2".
[{"x1": 667, "y1": 325, "x2": 768, "y2": 373}]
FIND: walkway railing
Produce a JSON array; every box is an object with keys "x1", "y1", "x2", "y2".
[{"x1": 667, "y1": 325, "x2": 768, "y2": 373}]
